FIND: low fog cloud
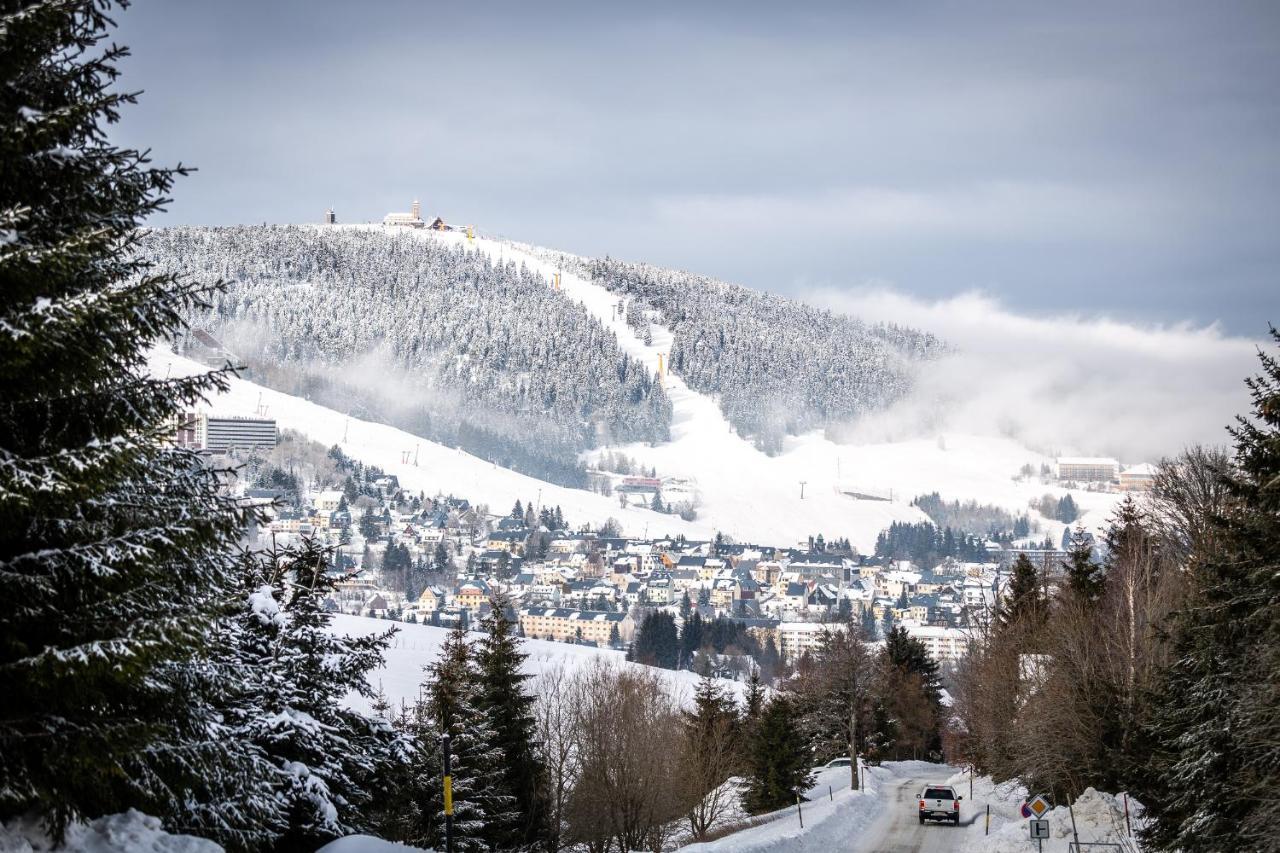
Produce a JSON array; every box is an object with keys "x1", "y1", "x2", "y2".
[{"x1": 807, "y1": 288, "x2": 1264, "y2": 463}]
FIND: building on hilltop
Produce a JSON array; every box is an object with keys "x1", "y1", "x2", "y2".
[
  {"x1": 1056, "y1": 456, "x2": 1119, "y2": 483},
  {"x1": 383, "y1": 198, "x2": 425, "y2": 228},
  {"x1": 1120, "y1": 463, "x2": 1156, "y2": 491},
  {"x1": 323, "y1": 207, "x2": 336, "y2": 224}
]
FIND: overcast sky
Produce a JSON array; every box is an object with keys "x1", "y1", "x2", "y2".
[{"x1": 112, "y1": 1, "x2": 1279, "y2": 334}]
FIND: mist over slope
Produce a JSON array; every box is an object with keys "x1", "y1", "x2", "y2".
[
  {"x1": 581, "y1": 256, "x2": 943, "y2": 453},
  {"x1": 141, "y1": 226, "x2": 672, "y2": 486}
]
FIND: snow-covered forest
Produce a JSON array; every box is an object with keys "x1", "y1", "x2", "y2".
[
  {"x1": 583, "y1": 256, "x2": 943, "y2": 452},
  {"x1": 141, "y1": 226, "x2": 672, "y2": 485}
]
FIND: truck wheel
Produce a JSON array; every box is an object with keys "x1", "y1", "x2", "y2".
[{"x1": 919, "y1": 815, "x2": 925, "y2": 825}]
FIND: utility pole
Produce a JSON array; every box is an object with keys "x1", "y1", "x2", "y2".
[
  {"x1": 799, "y1": 481, "x2": 807, "y2": 500},
  {"x1": 442, "y1": 733, "x2": 453, "y2": 853}
]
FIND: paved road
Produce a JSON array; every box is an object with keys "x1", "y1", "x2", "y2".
[{"x1": 853, "y1": 769, "x2": 974, "y2": 853}]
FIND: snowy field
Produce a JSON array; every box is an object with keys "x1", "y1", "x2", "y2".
[
  {"x1": 329, "y1": 614, "x2": 740, "y2": 714},
  {"x1": 153, "y1": 223, "x2": 1125, "y2": 550},
  {"x1": 148, "y1": 350, "x2": 714, "y2": 543}
]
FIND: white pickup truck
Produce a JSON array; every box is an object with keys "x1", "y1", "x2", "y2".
[{"x1": 918, "y1": 784, "x2": 962, "y2": 825}]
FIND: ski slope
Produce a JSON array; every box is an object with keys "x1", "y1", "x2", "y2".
[
  {"x1": 157, "y1": 223, "x2": 1124, "y2": 549},
  {"x1": 388, "y1": 227, "x2": 1123, "y2": 550},
  {"x1": 147, "y1": 349, "x2": 714, "y2": 541}
]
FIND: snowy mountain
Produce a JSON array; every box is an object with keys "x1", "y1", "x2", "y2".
[
  {"x1": 581, "y1": 255, "x2": 943, "y2": 454},
  {"x1": 146, "y1": 224, "x2": 1123, "y2": 549},
  {"x1": 142, "y1": 226, "x2": 671, "y2": 486}
]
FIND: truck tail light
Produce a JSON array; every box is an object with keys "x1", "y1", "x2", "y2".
[
  {"x1": 919, "y1": 801, "x2": 926, "y2": 809},
  {"x1": 954, "y1": 800, "x2": 960, "y2": 810}
]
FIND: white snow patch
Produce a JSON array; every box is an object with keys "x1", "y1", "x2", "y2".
[
  {"x1": 317, "y1": 836, "x2": 432, "y2": 853},
  {"x1": 0, "y1": 809, "x2": 221, "y2": 853},
  {"x1": 329, "y1": 614, "x2": 739, "y2": 713}
]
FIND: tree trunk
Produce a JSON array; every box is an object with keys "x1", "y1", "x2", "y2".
[{"x1": 850, "y1": 702, "x2": 859, "y2": 790}]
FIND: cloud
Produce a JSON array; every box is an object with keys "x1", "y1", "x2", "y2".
[
  {"x1": 651, "y1": 182, "x2": 1170, "y2": 244},
  {"x1": 805, "y1": 287, "x2": 1263, "y2": 462}
]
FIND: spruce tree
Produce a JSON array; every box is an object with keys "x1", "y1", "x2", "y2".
[
  {"x1": 474, "y1": 595, "x2": 548, "y2": 850},
  {"x1": 0, "y1": 0, "x2": 261, "y2": 837},
  {"x1": 228, "y1": 540, "x2": 399, "y2": 851},
  {"x1": 1063, "y1": 524, "x2": 1103, "y2": 602},
  {"x1": 744, "y1": 695, "x2": 813, "y2": 813},
  {"x1": 997, "y1": 553, "x2": 1045, "y2": 631},
  {"x1": 425, "y1": 626, "x2": 512, "y2": 852},
  {"x1": 1142, "y1": 331, "x2": 1280, "y2": 851}
]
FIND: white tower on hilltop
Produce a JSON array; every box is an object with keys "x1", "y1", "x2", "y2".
[
  {"x1": 323, "y1": 207, "x2": 336, "y2": 225},
  {"x1": 411, "y1": 199, "x2": 421, "y2": 221}
]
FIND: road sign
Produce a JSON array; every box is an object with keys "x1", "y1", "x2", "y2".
[
  {"x1": 1021, "y1": 802, "x2": 1033, "y2": 818},
  {"x1": 1030, "y1": 819, "x2": 1050, "y2": 839},
  {"x1": 1028, "y1": 794, "x2": 1053, "y2": 818}
]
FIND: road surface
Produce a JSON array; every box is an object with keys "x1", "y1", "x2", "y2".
[{"x1": 852, "y1": 766, "x2": 974, "y2": 853}]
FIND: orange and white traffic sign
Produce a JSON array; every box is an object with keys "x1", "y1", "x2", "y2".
[{"x1": 1028, "y1": 794, "x2": 1052, "y2": 818}]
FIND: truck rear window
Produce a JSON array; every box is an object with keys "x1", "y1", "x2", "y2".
[{"x1": 924, "y1": 788, "x2": 954, "y2": 800}]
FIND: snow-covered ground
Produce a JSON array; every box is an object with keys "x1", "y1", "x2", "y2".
[
  {"x1": 943, "y1": 768, "x2": 1143, "y2": 853},
  {"x1": 681, "y1": 761, "x2": 1143, "y2": 853},
  {"x1": 148, "y1": 350, "x2": 713, "y2": 542},
  {"x1": 330, "y1": 614, "x2": 739, "y2": 714},
  {"x1": 0, "y1": 810, "x2": 220, "y2": 853},
  {"x1": 400, "y1": 227, "x2": 1125, "y2": 550},
  {"x1": 153, "y1": 224, "x2": 1125, "y2": 549}
]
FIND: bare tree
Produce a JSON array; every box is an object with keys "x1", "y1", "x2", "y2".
[
  {"x1": 533, "y1": 664, "x2": 579, "y2": 852},
  {"x1": 563, "y1": 660, "x2": 685, "y2": 853},
  {"x1": 1148, "y1": 445, "x2": 1233, "y2": 566}
]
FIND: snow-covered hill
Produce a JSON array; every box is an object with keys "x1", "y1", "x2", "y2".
[
  {"x1": 150, "y1": 224, "x2": 1124, "y2": 548},
  {"x1": 149, "y1": 349, "x2": 709, "y2": 541},
  {"x1": 359, "y1": 226, "x2": 1123, "y2": 549},
  {"x1": 328, "y1": 614, "x2": 738, "y2": 713}
]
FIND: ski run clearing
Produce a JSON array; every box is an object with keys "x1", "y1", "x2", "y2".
[{"x1": 151, "y1": 224, "x2": 1124, "y2": 551}]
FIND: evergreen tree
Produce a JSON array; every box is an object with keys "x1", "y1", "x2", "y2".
[
  {"x1": 744, "y1": 695, "x2": 813, "y2": 813},
  {"x1": 377, "y1": 690, "x2": 441, "y2": 848},
  {"x1": 680, "y1": 610, "x2": 705, "y2": 668},
  {"x1": 883, "y1": 626, "x2": 942, "y2": 706},
  {"x1": 474, "y1": 596, "x2": 548, "y2": 850},
  {"x1": 859, "y1": 605, "x2": 878, "y2": 640},
  {"x1": 744, "y1": 671, "x2": 765, "y2": 723},
  {"x1": 1143, "y1": 332, "x2": 1280, "y2": 851},
  {"x1": 432, "y1": 539, "x2": 451, "y2": 574},
  {"x1": 425, "y1": 626, "x2": 511, "y2": 852},
  {"x1": 997, "y1": 554, "x2": 1045, "y2": 632},
  {"x1": 880, "y1": 606, "x2": 895, "y2": 639},
  {"x1": 680, "y1": 675, "x2": 739, "y2": 838},
  {"x1": 1056, "y1": 494, "x2": 1079, "y2": 523},
  {"x1": 511, "y1": 499, "x2": 523, "y2": 521},
  {"x1": 633, "y1": 611, "x2": 680, "y2": 669},
  {"x1": 227, "y1": 540, "x2": 399, "y2": 851},
  {"x1": 0, "y1": 1, "x2": 260, "y2": 838},
  {"x1": 1063, "y1": 525, "x2": 1104, "y2": 602}
]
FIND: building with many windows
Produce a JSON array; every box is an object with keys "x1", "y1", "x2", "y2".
[
  {"x1": 175, "y1": 412, "x2": 277, "y2": 454},
  {"x1": 905, "y1": 625, "x2": 970, "y2": 662},
  {"x1": 1120, "y1": 463, "x2": 1157, "y2": 491},
  {"x1": 518, "y1": 607, "x2": 634, "y2": 646},
  {"x1": 1056, "y1": 457, "x2": 1120, "y2": 482}
]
